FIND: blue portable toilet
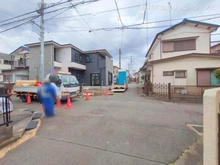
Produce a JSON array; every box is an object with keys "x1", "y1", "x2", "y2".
[{"x1": 118, "y1": 70, "x2": 127, "y2": 85}]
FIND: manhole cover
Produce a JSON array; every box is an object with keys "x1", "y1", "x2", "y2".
[
  {"x1": 91, "y1": 109, "x2": 106, "y2": 115},
  {"x1": 184, "y1": 110, "x2": 203, "y2": 116}
]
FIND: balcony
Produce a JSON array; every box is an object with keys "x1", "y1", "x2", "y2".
[
  {"x1": 13, "y1": 59, "x2": 29, "y2": 68},
  {"x1": 54, "y1": 60, "x2": 62, "y2": 68}
]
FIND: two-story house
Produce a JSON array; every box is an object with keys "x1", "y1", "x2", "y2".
[
  {"x1": 2, "y1": 46, "x2": 29, "y2": 83},
  {"x1": 142, "y1": 19, "x2": 220, "y2": 87},
  {"x1": 25, "y1": 41, "x2": 113, "y2": 86},
  {"x1": 0, "y1": 52, "x2": 12, "y2": 85}
]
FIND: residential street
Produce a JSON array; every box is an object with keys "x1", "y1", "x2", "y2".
[{"x1": 0, "y1": 83, "x2": 203, "y2": 165}]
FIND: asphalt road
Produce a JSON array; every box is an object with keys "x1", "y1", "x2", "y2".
[{"x1": 0, "y1": 83, "x2": 203, "y2": 165}]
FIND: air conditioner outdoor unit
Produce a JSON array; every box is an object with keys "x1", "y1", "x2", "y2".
[{"x1": 181, "y1": 90, "x2": 187, "y2": 95}]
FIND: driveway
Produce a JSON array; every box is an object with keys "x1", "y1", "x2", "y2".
[{"x1": 0, "y1": 83, "x2": 203, "y2": 165}]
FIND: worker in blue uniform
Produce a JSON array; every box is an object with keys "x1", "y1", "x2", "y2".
[{"x1": 37, "y1": 79, "x2": 57, "y2": 117}]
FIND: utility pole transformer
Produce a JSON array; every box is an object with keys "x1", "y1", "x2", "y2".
[{"x1": 40, "y1": 0, "x2": 45, "y2": 82}]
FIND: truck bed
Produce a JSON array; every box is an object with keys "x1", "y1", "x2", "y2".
[
  {"x1": 111, "y1": 84, "x2": 128, "y2": 92},
  {"x1": 13, "y1": 86, "x2": 38, "y2": 93}
]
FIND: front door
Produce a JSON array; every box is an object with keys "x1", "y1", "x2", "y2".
[{"x1": 90, "y1": 73, "x2": 100, "y2": 86}]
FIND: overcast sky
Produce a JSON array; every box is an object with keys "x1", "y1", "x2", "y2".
[{"x1": 0, "y1": 0, "x2": 220, "y2": 73}]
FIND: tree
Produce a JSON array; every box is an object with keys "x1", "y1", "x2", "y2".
[{"x1": 214, "y1": 69, "x2": 220, "y2": 81}]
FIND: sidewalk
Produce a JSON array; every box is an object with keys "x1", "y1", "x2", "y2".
[
  {"x1": 172, "y1": 137, "x2": 203, "y2": 165},
  {"x1": 0, "y1": 108, "x2": 34, "y2": 148}
]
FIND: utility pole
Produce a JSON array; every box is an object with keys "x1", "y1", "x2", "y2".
[
  {"x1": 119, "y1": 48, "x2": 121, "y2": 69},
  {"x1": 168, "y1": 2, "x2": 172, "y2": 26},
  {"x1": 40, "y1": 0, "x2": 44, "y2": 82},
  {"x1": 130, "y1": 56, "x2": 133, "y2": 76}
]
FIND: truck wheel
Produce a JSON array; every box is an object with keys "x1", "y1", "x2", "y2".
[{"x1": 20, "y1": 95, "x2": 27, "y2": 102}]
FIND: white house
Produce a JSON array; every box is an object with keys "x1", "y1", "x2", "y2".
[{"x1": 143, "y1": 19, "x2": 220, "y2": 87}]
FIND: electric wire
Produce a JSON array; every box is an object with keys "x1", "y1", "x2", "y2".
[
  {"x1": 0, "y1": 15, "x2": 40, "y2": 33},
  {"x1": 0, "y1": 37, "x2": 14, "y2": 50}
]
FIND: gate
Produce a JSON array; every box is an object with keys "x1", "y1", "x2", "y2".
[
  {"x1": 0, "y1": 88, "x2": 12, "y2": 127},
  {"x1": 144, "y1": 83, "x2": 171, "y2": 101}
]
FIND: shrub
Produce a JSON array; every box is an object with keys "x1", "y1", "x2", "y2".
[{"x1": 214, "y1": 69, "x2": 220, "y2": 81}]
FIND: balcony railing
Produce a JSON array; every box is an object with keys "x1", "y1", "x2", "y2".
[{"x1": 13, "y1": 59, "x2": 29, "y2": 68}]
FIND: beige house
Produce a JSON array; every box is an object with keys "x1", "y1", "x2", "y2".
[
  {"x1": 211, "y1": 43, "x2": 220, "y2": 53},
  {"x1": 142, "y1": 19, "x2": 220, "y2": 87}
]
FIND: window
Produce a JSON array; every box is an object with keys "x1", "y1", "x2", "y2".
[
  {"x1": 75, "y1": 53, "x2": 78, "y2": 61},
  {"x1": 79, "y1": 55, "x2": 82, "y2": 62},
  {"x1": 197, "y1": 70, "x2": 220, "y2": 86},
  {"x1": 54, "y1": 48, "x2": 57, "y2": 61},
  {"x1": 174, "y1": 39, "x2": 196, "y2": 51},
  {"x1": 175, "y1": 71, "x2": 186, "y2": 78},
  {"x1": 163, "y1": 39, "x2": 196, "y2": 52},
  {"x1": 4, "y1": 60, "x2": 11, "y2": 64},
  {"x1": 163, "y1": 71, "x2": 174, "y2": 76},
  {"x1": 71, "y1": 53, "x2": 74, "y2": 62},
  {"x1": 86, "y1": 55, "x2": 92, "y2": 63}
]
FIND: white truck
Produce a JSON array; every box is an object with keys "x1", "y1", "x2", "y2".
[{"x1": 12, "y1": 71, "x2": 80, "y2": 102}]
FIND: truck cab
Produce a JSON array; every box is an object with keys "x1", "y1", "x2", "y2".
[{"x1": 45, "y1": 71, "x2": 80, "y2": 100}]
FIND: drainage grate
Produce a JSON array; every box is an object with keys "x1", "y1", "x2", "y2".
[
  {"x1": 192, "y1": 126, "x2": 203, "y2": 133},
  {"x1": 187, "y1": 124, "x2": 203, "y2": 136}
]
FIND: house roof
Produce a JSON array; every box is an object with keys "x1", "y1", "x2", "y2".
[
  {"x1": 145, "y1": 19, "x2": 220, "y2": 57},
  {"x1": 25, "y1": 40, "x2": 112, "y2": 58},
  {"x1": 10, "y1": 46, "x2": 29, "y2": 55},
  {"x1": 211, "y1": 43, "x2": 220, "y2": 48},
  {"x1": 0, "y1": 52, "x2": 12, "y2": 60},
  {"x1": 147, "y1": 53, "x2": 220, "y2": 64}
]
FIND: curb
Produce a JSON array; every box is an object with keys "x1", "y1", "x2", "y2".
[
  {"x1": 0, "y1": 111, "x2": 42, "y2": 149},
  {"x1": 169, "y1": 137, "x2": 203, "y2": 165}
]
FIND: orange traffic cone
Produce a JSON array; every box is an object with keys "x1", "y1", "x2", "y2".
[
  {"x1": 7, "y1": 88, "x2": 11, "y2": 101},
  {"x1": 65, "y1": 95, "x2": 73, "y2": 109},
  {"x1": 56, "y1": 97, "x2": 62, "y2": 108},
  {"x1": 85, "y1": 92, "x2": 89, "y2": 101},
  {"x1": 27, "y1": 93, "x2": 32, "y2": 104},
  {"x1": 105, "y1": 89, "x2": 108, "y2": 96},
  {"x1": 7, "y1": 88, "x2": 10, "y2": 94}
]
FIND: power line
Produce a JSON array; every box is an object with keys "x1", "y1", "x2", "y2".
[
  {"x1": 0, "y1": 15, "x2": 40, "y2": 33},
  {"x1": 0, "y1": 0, "x2": 74, "y2": 24},
  {"x1": 0, "y1": 15, "x2": 40, "y2": 27},
  {"x1": 51, "y1": 0, "x2": 166, "y2": 21},
  {"x1": 0, "y1": 37, "x2": 14, "y2": 50},
  {"x1": 71, "y1": 1, "x2": 109, "y2": 48},
  {"x1": 89, "y1": 14, "x2": 220, "y2": 32},
  {"x1": 44, "y1": 6, "x2": 71, "y2": 22}
]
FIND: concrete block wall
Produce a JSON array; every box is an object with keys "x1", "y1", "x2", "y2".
[{"x1": 203, "y1": 88, "x2": 220, "y2": 165}]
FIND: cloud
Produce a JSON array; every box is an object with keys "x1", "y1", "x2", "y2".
[{"x1": 0, "y1": 0, "x2": 220, "y2": 74}]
